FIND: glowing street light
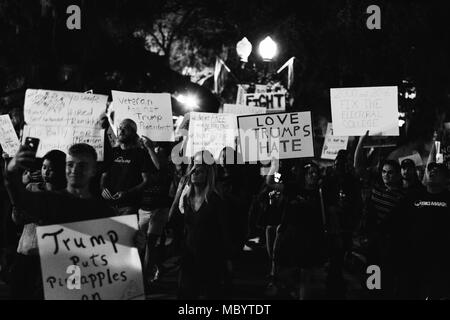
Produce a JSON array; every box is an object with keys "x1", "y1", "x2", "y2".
[
  {"x1": 258, "y1": 36, "x2": 278, "y2": 61},
  {"x1": 236, "y1": 37, "x2": 252, "y2": 62},
  {"x1": 175, "y1": 94, "x2": 199, "y2": 111}
]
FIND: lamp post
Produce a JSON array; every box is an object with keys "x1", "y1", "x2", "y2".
[
  {"x1": 258, "y1": 36, "x2": 278, "y2": 83},
  {"x1": 236, "y1": 37, "x2": 252, "y2": 67}
]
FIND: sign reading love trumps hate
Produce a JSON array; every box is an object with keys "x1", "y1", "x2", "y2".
[
  {"x1": 0, "y1": 115, "x2": 20, "y2": 156},
  {"x1": 36, "y1": 215, "x2": 145, "y2": 300},
  {"x1": 111, "y1": 91, "x2": 174, "y2": 142},
  {"x1": 330, "y1": 86, "x2": 399, "y2": 136},
  {"x1": 237, "y1": 112, "x2": 314, "y2": 162}
]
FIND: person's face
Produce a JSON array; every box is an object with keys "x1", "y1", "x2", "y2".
[
  {"x1": 66, "y1": 153, "x2": 96, "y2": 189},
  {"x1": 41, "y1": 159, "x2": 56, "y2": 183},
  {"x1": 401, "y1": 166, "x2": 417, "y2": 181},
  {"x1": 382, "y1": 164, "x2": 400, "y2": 187},
  {"x1": 118, "y1": 122, "x2": 135, "y2": 143},
  {"x1": 305, "y1": 166, "x2": 319, "y2": 187},
  {"x1": 190, "y1": 154, "x2": 208, "y2": 185}
]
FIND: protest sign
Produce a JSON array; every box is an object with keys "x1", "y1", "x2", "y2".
[
  {"x1": 0, "y1": 115, "x2": 20, "y2": 156},
  {"x1": 398, "y1": 153, "x2": 424, "y2": 167},
  {"x1": 223, "y1": 104, "x2": 266, "y2": 115},
  {"x1": 330, "y1": 86, "x2": 399, "y2": 136},
  {"x1": 244, "y1": 92, "x2": 286, "y2": 112},
  {"x1": 321, "y1": 123, "x2": 349, "y2": 160},
  {"x1": 112, "y1": 91, "x2": 174, "y2": 142},
  {"x1": 237, "y1": 111, "x2": 314, "y2": 162},
  {"x1": 24, "y1": 89, "x2": 107, "y2": 128},
  {"x1": 36, "y1": 215, "x2": 144, "y2": 300},
  {"x1": 185, "y1": 112, "x2": 237, "y2": 159},
  {"x1": 23, "y1": 125, "x2": 105, "y2": 161}
]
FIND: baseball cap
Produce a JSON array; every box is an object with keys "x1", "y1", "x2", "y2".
[{"x1": 400, "y1": 158, "x2": 416, "y2": 169}]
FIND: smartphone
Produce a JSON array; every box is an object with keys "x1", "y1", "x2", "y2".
[{"x1": 24, "y1": 137, "x2": 40, "y2": 153}]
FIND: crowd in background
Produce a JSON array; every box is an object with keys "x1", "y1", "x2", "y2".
[{"x1": 1, "y1": 108, "x2": 450, "y2": 300}]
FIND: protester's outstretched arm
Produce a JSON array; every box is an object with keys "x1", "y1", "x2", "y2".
[
  {"x1": 4, "y1": 147, "x2": 36, "y2": 212},
  {"x1": 141, "y1": 136, "x2": 160, "y2": 170},
  {"x1": 423, "y1": 136, "x2": 437, "y2": 185},
  {"x1": 354, "y1": 130, "x2": 369, "y2": 177},
  {"x1": 168, "y1": 176, "x2": 188, "y2": 222}
]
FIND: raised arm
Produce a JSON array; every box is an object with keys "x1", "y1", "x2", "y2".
[
  {"x1": 141, "y1": 136, "x2": 161, "y2": 170},
  {"x1": 354, "y1": 130, "x2": 370, "y2": 178}
]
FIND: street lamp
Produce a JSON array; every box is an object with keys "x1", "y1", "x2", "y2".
[
  {"x1": 236, "y1": 37, "x2": 252, "y2": 63},
  {"x1": 258, "y1": 36, "x2": 278, "y2": 61}
]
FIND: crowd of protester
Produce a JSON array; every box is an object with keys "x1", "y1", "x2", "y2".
[{"x1": 1, "y1": 112, "x2": 450, "y2": 300}]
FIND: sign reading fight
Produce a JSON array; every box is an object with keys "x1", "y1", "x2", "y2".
[
  {"x1": 237, "y1": 111, "x2": 314, "y2": 162},
  {"x1": 24, "y1": 89, "x2": 107, "y2": 128},
  {"x1": 111, "y1": 91, "x2": 174, "y2": 142},
  {"x1": 330, "y1": 86, "x2": 399, "y2": 136},
  {"x1": 244, "y1": 92, "x2": 286, "y2": 112},
  {"x1": 0, "y1": 115, "x2": 20, "y2": 156},
  {"x1": 321, "y1": 123, "x2": 349, "y2": 160},
  {"x1": 36, "y1": 215, "x2": 145, "y2": 300},
  {"x1": 185, "y1": 112, "x2": 237, "y2": 159},
  {"x1": 223, "y1": 104, "x2": 266, "y2": 115},
  {"x1": 23, "y1": 125, "x2": 105, "y2": 161}
]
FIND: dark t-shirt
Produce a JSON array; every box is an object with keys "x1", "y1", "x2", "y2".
[
  {"x1": 20, "y1": 190, "x2": 116, "y2": 225},
  {"x1": 394, "y1": 189, "x2": 450, "y2": 297},
  {"x1": 103, "y1": 146, "x2": 153, "y2": 206}
]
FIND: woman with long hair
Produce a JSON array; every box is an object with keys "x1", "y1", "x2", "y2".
[{"x1": 176, "y1": 150, "x2": 233, "y2": 299}]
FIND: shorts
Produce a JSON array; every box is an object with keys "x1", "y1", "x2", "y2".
[{"x1": 138, "y1": 208, "x2": 169, "y2": 236}]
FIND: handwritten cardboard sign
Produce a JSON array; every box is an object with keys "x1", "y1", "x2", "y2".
[
  {"x1": 36, "y1": 215, "x2": 145, "y2": 300},
  {"x1": 24, "y1": 89, "x2": 108, "y2": 128},
  {"x1": 244, "y1": 92, "x2": 286, "y2": 112},
  {"x1": 330, "y1": 86, "x2": 399, "y2": 136},
  {"x1": 223, "y1": 104, "x2": 266, "y2": 115},
  {"x1": 111, "y1": 91, "x2": 174, "y2": 142},
  {"x1": 23, "y1": 125, "x2": 105, "y2": 161},
  {"x1": 0, "y1": 115, "x2": 20, "y2": 156},
  {"x1": 185, "y1": 112, "x2": 237, "y2": 159},
  {"x1": 321, "y1": 123, "x2": 349, "y2": 160},
  {"x1": 237, "y1": 111, "x2": 314, "y2": 162}
]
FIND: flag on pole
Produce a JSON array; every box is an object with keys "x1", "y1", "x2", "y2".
[
  {"x1": 277, "y1": 57, "x2": 295, "y2": 90},
  {"x1": 214, "y1": 57, "x2": 231, "y2": 94}
]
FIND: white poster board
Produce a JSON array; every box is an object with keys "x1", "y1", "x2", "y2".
[
  {"x1": 23, "y1": 125, "x2": 105, "y2": 161},
  {"x1": 185, "y1": 112, "x2": 237, "y2": 159},
  {"x1": 24, "y1": 89, "x2": 107, "y2": 128},
  {"x1": 237, "y1": 111, "x2": 314, "y2": 162},
  {"x1": 0, "y1": 115, "x2": 20, "y2": 156},
  {"x1": 321, "y1": 123, "x2": 349, "y2": 160},
  {"x1": 111, "y1": 91, "x2": 174, "y2": 142},
  {"x1": 330, "y1": 86, "x2": 399, "y2": 136},
  {"x1": 36, "y1": 215, "x2": 145, "y2": 300},
  {"x1": 244, "y1": 92, "x2": 286, "y2": 112},
  {"x1": 223, "y1": 104, "x2": 266, "y2": 115}
]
